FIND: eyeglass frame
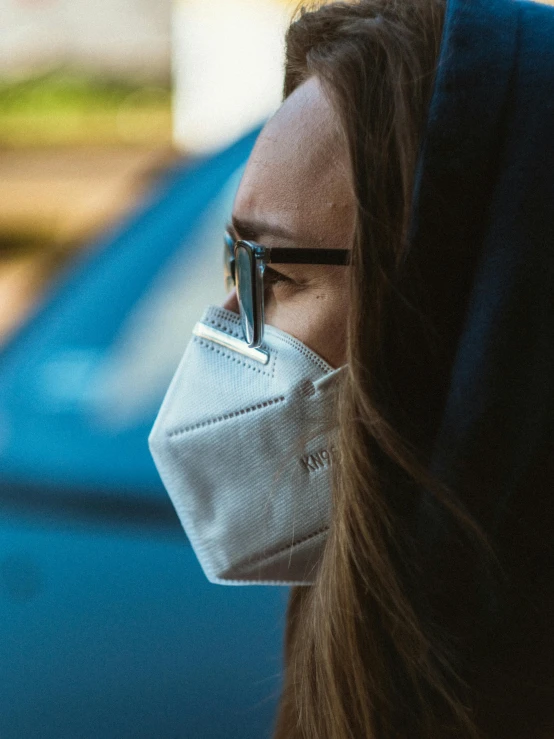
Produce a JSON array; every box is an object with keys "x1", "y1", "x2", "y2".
[{"x1": 224, "y1": 227, "x2": 351, "y2": 349}]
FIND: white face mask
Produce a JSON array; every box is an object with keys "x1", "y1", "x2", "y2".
[{"x1": 148, "y1": 305, "x2": 343, "y2": 585}]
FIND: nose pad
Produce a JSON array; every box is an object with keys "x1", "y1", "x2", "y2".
[{"x1": 222, "y1": 288, "x2": 239, "y2": 315}]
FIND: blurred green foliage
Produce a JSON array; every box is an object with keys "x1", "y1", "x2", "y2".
[{"x1": 0, "y1": 70, "x2": 172, "y2": 147}]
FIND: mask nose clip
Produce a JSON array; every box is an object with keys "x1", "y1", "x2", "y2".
[{"x1": 192, "y1": 322, "x2": 270, "y2": 365}]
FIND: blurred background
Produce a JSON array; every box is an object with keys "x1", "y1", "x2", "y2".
[
  {"x1": 2, "y1": 0, "x2": 553, "y2": 737},
  {"x1": 0, "y1": 1, "x2": 296, "y2": 737},
  {"x1": 0, "y1": 0, "x2": 293, "y2": 339}
]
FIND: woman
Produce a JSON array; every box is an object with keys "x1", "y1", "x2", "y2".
[{"x1": 150, "y1": 0, "x2": 554, "y2": 736}]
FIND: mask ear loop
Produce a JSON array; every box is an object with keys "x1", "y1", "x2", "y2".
[{"x1": 313, "y1": 365, "x2": 348, "y2": 392}]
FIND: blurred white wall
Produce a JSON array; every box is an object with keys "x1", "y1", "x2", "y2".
[
  {"x1": 0, "y1": 0, "x2": 171, "y2": 82},
  {"x1": 172, "y1": 0, "x2": 294, "y2": 154}
]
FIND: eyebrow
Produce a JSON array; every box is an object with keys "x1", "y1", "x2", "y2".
[{"x1": 231, "y1": 216, "x2": 297, "y2": 244}]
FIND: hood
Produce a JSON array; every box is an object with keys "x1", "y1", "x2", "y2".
[{"x1": 394, "y1": 0, "x2": 554, "y2": 731}]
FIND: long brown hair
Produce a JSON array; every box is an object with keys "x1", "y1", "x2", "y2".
[{"x1": 273, "y1": 2, "x2": 500, "y2": 737}]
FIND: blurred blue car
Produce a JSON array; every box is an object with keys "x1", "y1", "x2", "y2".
[{"x1": 0, "y1": 131, "x2": 288, "y2": 739}]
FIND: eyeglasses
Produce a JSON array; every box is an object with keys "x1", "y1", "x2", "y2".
[{"x1": 224, "y1": 227, "x2": 351, "y2": 348}]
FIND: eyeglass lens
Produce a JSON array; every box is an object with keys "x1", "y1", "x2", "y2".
[
  {"x1": 235, "y1": 243, "x2": 256, "y2": 346},
  {"x1": 223, "y1": 232, "x2": 235, "y2": 292}
]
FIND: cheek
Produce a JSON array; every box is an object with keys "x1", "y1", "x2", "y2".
[
  {"x1": 265, "y1": 276, "x2": 350, "y2": 368},
  {"x1": 222, "y1": 288, "x2": 239, "y2": 314}
]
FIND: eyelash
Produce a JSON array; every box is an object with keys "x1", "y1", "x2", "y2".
[{"x1": 263, "y1": 267, "x2": 294, "y2": 286}]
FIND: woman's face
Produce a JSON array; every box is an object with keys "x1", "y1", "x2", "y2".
[{"x1": 223, "y1": 76, "x2": 356, "y2": 368}]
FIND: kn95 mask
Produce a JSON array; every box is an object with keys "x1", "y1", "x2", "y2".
[{"x1": 148, "y1": 305, "x2": 344, "y2": 585}]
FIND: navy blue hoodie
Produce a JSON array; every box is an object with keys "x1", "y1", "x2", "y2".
[{"x1": 387, "y1": 0, "x2": 554, "y2": 734}]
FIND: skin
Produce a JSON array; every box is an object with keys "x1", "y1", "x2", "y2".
[{"x1": 223, "y1": 76, "x2": 357, "y2": 369}]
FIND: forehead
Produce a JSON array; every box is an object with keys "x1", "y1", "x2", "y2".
[{"x1": 232, "y1": 77, "x2": 354, "y2": 244}]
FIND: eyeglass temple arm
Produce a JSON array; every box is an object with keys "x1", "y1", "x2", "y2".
[{"x1": 266, "y1": 247, "x2": 351, "y2": 265}]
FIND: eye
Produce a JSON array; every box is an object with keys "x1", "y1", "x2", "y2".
[{"x1": 263, "y1": 266, "x2": 294, "y2": 287}]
